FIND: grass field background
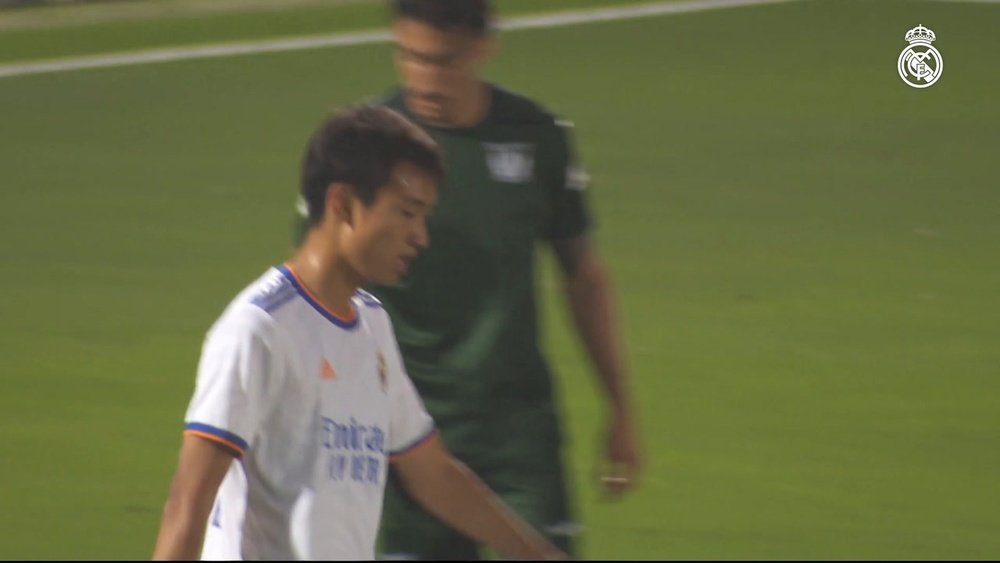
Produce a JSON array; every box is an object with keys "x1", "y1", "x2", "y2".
[{"x1": 1, "y1": 0, "x2": 998, "y2": 559}]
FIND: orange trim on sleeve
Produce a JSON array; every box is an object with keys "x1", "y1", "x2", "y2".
[{"x1": 184, "y1": 430, "x2": 245, "y2": 457}]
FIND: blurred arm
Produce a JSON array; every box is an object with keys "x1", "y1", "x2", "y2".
[
  {"x1": 391, "y1": 434, "x2": 566, "y2": 560},
  {"x1": 152, "y1": 435, "x2": 235, "y2": 560},
  {"x1": 552, "y1": 235, "x2": 642, "y2": 496}
]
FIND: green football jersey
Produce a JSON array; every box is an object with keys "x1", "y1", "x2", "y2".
[{"x1": 371, "y1": 84, "x2": 592, "y2": 460}]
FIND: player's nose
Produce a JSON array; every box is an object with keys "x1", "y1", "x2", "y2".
[
  {"x1": 412, "y1": 219, "x2": 430, "y2": 250},
  {"x1": 410, "y1": 60, "x2": 448, "y2": 82}
]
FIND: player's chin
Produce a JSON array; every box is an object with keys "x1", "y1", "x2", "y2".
[
  {"x1": 411, "y1": 103, "x2": 448, "y2": 124},
  {"x1": 368, "y1": 267, "x2": 404, "y2": 286}
]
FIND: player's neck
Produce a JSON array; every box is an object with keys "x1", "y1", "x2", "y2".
[
  {"x1": 422, "y1": 80, "x2": 491, "y2": 129},
  {"x1": 454, "y1": 80, "x2": 491, "y2": 128},
  {"x1": 286, "y1": 239, "x2": 359, "y2": 321}
]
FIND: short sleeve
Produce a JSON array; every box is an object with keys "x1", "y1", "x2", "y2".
[
  {"x1": 184, "y1": 306, "x2": 284, "y2": 457},
  {"x1": 542, "y1": 119, "x2": 593, "y2": 241},
  {"x1": 374, "y1": 312, "x2": 435, "y2": 459}
]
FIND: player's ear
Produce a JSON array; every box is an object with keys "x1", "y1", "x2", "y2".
[{"x1": 325, "y1": 182, "x2": 353, "y2": 226}]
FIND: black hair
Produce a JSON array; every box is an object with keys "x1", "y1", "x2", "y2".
[
  {"x1": 299, "y1": 105, "x2": 444, "y2": 226},
  {"x1": 391, "y1": 0, "x2": 492, "y2": 36}
]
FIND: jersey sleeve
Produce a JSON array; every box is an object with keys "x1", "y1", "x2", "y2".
[
  {"x1": 184, "y1": 306, "x2": 285, "y2": 457},
  {"x1": 374, "y1": 311, "x2": 436, "y2": 459},
  {"x1": 541, "y1": 119, "x2": 593, "y2": 241}
]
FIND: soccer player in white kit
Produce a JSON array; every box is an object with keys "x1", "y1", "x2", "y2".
[{"x1": 152, "y1": 106, "x2": 565, "y2": 561}]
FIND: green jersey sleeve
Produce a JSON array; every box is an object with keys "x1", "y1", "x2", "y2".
[{"x1": 542, "y1": 119, "x2": 593, "y2": 241}]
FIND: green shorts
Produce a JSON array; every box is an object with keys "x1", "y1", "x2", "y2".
[{"x1": 378, "y1": 450, "x2": 577, "y2": 560}]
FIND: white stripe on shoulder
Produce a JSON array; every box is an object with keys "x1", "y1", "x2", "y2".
[
  {"x1": 354, "y1": 289, "x2": 383, "y2": 309},
  {"x1": 249, "y1": 271, "x2": 298, "y2": 314}
]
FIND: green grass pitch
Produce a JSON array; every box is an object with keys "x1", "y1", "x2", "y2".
[{"x1": 0, "y1": 0, "x2": 998, "y2": 559}]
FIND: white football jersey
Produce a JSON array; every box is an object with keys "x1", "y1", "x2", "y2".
[{"x1": 184, "y1": 265, "x2": 435, "y2": 560}]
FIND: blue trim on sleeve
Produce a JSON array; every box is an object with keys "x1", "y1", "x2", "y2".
[
  {"x1": 388, "y1": 425, "x2": 437, "y2": 458},
  {"x1": 184, "y1": 422, "x2": 250, "y2": 452}
]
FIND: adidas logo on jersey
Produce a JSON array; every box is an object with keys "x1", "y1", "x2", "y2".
[{"x1": 320, "y1": 358, "x2": 336, "y2": 380}]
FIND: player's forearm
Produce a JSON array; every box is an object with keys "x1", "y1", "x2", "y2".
[
  {"x1": 400, "y1": 456, "x2": 562, "y2": 560},
  {"x1": 153, "y1": 435, "x2": 235, "y2": 559},
  {"x1": 152, "y1": 497, "x2": 210, "y2": 560},
  {"x1": 565, "y1": 260, "x2": 632, "y2": 413}
]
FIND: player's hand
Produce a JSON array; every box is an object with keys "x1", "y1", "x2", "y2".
[
  {"x1": 525, "y1": 542, "x2": 570, "y2": 561},
  {"x1": 539, "y1": 547, "x2": 572, "y2": 560},
  {"x1": 599, "y1": 409, "x2": 641, "y2": 499}
]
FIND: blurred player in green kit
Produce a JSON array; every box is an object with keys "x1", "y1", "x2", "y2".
[{"x1": 299, "y1": 1, "x2": 642, "y2": 558}]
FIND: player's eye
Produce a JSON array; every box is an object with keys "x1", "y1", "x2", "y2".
[{"x1": 434, "y1": 53, "x2": 462, "y2": 70}]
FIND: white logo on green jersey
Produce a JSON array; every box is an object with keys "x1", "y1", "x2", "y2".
[
  {"x1": 483, "y1": 142, "x2": 535, "y2": 184},
  {"x1": 565, "y1": 162, "x2": 590, "y2": 191}
]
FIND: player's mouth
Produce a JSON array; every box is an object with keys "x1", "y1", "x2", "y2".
[
  {"x1": 396, "y1": 254, "x2": 416, "y2": 276},
  {"x1": 407, "y1": 91, "x2": 449, "y2": 117}
]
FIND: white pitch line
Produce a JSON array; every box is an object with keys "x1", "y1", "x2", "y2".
[
  {"x1": 0, "y1": 29, "x2": 393, "y2": 79},
  {"x1": 0, "y1": 0, "x2": 377, "y2": 32},
  {"x1": 0, "y1": 0, "x2": 801, "y2": 79}
]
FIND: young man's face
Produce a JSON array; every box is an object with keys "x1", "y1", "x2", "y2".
[
  {"x1": 392, "y1": 18, "x2": 490, "y2": 125},
  {"x1": 343, "y1": 161, "x2": 438, "y2": 285}
]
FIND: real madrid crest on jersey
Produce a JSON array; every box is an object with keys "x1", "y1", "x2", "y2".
[
  {"x1": 483, "y1": 142, "x2": 535, "y2": 184},
  {"x1": 377, "y1": 352, "x2": 387, "y2": 393},
  {"x1": 898, "y1": 25, "x2": 942, "y2": 88}
]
